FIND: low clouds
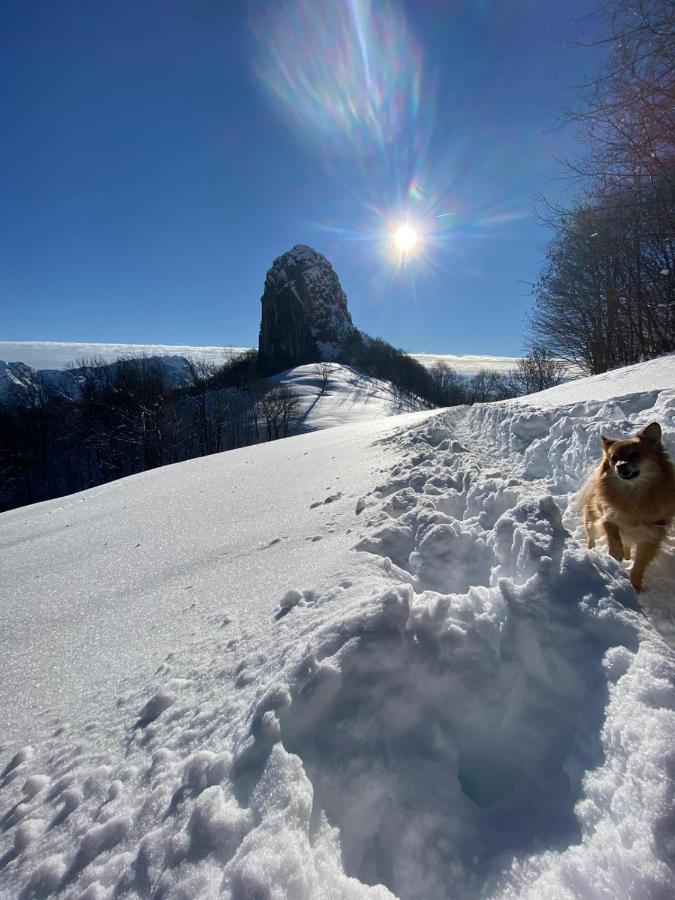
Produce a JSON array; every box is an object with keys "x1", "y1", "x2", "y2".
[
  {"x1": 0, "y1": 342, "x2": 249, "y2": 370},
  {"x1": 0, "y1": 341, "x2": 519, "y2": 377}
]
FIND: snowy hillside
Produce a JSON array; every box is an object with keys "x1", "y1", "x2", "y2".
[
  {"x1": 1, "y1": 357, "x2": 674, "y2": 898},
  {"x1": 274, "y1": 363, "x2": 425, "y2": 431}
]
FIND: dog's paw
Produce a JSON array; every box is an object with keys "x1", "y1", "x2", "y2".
[{"x1": 629, "y1": 574, "x2": 643, "y2": 592}]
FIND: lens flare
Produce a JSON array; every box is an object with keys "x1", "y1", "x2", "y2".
[
  {"x1": 252, "y1": 0, "x2": 531, "y2": 287},
  {"x1": 251, "y1": 0, "x2": 422, "y2": 156}
]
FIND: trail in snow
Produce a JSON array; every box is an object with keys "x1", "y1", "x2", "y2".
[
  {"x1": 1, "y1": 359, "x2": 675, "y2": 899},
  {"x1": 462, "y1": 385, "x2": 675, "y2": 649}
]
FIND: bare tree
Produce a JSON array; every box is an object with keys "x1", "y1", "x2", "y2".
[
  {"x1": 468, "y1": 369, "x2": 517, "y2": 403},
  {"x1": 314, "y1": 362, "x2": 333, "y2": 394},
  {"x1": 530, "y1": 0, "x2": 675, "y2": 372},
  {"x1": 258, "y1": 385, "x2": 302, "y2": 441},
  {"x1": 532, "y1": 0, "x2": 675, "y2": 370},
  {"x1": 565, "y1": 0, "x2": 675, "y2": 187},
  {"x1": 277, "y1": 385, "x2": 302, "y2": 436},
  {"x1": 184, "y1": 358, "x2": 220, "y2": 454},
  {"x1": 511, "y1": 347, "x2": 566, "y2": 394},
  {"x1": 532, "y1": 182, "x2": 674, "y2": 372},
  {"x1": 428, "y1": 361, "x2": 466, "y2": 406}
]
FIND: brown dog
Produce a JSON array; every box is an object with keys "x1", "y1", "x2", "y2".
[{"x1": 581, "y1": 422, "x2": 675, "y2": 591}]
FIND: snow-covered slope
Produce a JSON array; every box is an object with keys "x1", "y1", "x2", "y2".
[
  {"x1": 274, "y1": 363, "x2": 425, "y2": 431},
  {"x1": 1, "y1": 358, "x2": 674, "y2": 899},
  {"x1": 508, "y1": 353, "x2": 675, "y2": 408}
]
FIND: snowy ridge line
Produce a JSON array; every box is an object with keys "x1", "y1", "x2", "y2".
[{"x1": 1, "y1": 374, "x2": 675, "y2": 897}]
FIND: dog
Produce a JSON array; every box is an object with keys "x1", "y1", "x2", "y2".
[{"x1": 581, "y1": 422, "x2": 675, "y2": 591}]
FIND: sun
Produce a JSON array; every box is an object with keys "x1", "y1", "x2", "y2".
[{"x1": 392, "y1": 222, "x2": 420, "y2": 255}]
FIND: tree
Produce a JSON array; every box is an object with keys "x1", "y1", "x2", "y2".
[
  {"x1": 428, "y1": 362, "x2": 467, "y2": 406},
  {"x1": 531, "y1": 0, "x2": 675, "y2": 372},
  {"x1": 258, "y1": 385, "x2": 302, "y2": 441},
  {"x1": 566, "y1": 0, "x2": 675, "y2": 187},
  {"x1": 314, "y1": 362, "x2": 333, "y2": 394},
  {"x1": 468, "y1": 369, "x2": 517, "y2": 403},
  {"x1": 512, "y1": 348, "x2": 566, "y2": 394},
  {"x1": 185, "y1": 358, "x2": 219, "y2": 455},
  {"x1": 532, "y1": 182, "x2": 674, "y2": 372}
]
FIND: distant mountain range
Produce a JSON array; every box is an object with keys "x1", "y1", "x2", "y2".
[{"x1": 0, "y1": 355, "x2": 197, "y2": 408}]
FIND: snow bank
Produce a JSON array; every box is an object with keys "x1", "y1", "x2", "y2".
[{"x1": 1, "y1": 357, "x2": 675, "y2": 898}]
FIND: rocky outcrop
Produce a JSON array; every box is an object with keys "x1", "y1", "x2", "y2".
[{"x1": 258, "y1": 245, "x2": 356, "y2": 374}]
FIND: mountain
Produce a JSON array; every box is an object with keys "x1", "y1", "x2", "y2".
[
  {"x1": 1, "y1": 354, "x2": 674, "y2": 898},
  {"x1": 0, "y1": 355, "x2": 196, "y2": 408},
  {"x1": 0, "y1": 360, "x2": 86, "y2": 406},
  {"x1": 258, "y1": 244, "x2": 357, "y2": 373}
]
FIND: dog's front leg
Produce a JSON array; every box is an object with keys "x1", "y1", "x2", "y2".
[
  {"x1": 630, "y1": 541, "x2": 660, "y2": 592},
  {"x1": 603, "y1": 521, "x2": 626, "y2": 561}
]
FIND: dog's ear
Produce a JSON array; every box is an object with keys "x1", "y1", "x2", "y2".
[
  {"x1": 601, "y1": 435, "x2": 616, "y2": 453},
  {"x1": 638, "y1": 422, "x2": 662, "y2": 445}
]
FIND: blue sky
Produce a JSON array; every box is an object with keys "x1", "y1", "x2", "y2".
[{"x1": 0, "y1": 0, "x2": 603, "y2": 357}]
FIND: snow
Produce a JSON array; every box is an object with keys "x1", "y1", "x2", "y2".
[
  {"x1": 1, "y1": 355, "x2": 675, "y2": 898},
  {"x1": 507, "y1": 354, "x2": 675, "y2": 408},
  {"x1": 273, "y1": 363, "x2": 426, "y2": 431}
]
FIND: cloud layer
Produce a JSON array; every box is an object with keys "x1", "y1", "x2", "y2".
[{"x1": 0, "y1": 342, "x2": 520, "y2": 377}]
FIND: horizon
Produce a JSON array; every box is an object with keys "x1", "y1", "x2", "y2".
[
  {"x1": 0, "y1": 339, "x2": 521, "y2": 377},
  {"x1": 1, "y1": 0, "x2": 604, "y2": 356}
]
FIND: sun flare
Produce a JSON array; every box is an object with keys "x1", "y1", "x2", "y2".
[{"x1": 393, "y1": 222, "x2": 420, "y2": 255}]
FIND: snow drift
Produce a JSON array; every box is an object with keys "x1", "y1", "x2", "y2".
[{"x1": 1, "y1": 356, "x2": 674, "y2": 899}]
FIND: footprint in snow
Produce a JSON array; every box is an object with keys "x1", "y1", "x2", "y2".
[{"x1": 310, "y1": 491, "x2": 342, "y2": 509}]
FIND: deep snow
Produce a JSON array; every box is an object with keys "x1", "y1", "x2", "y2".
[{"x1": 1, "y1": 356, "x2": 674, "y2": 899}]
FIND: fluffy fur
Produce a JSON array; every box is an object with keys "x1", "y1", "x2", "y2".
[{"x1": 581, "y1": 421, "x2": 675, "y2": 591}]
